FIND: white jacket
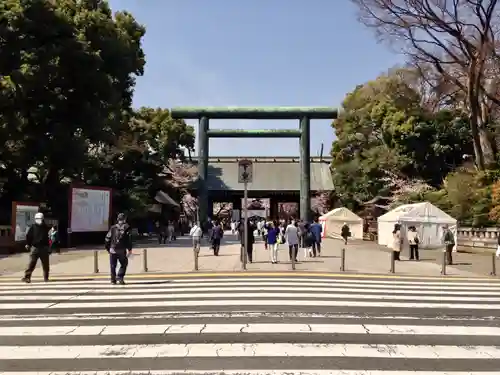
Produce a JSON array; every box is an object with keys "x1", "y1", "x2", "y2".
[
  {"x1": 407, "y1": 231, "x2": 419, "y2": 245},
  {"x1": 190, "y1": 225, "x2": 202, "y2": 238}
]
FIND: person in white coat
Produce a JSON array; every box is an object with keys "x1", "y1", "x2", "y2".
[
  {"x1": 190, "y1": 222, "x2": 203, "y2": 252},
  {"x1": 285, "y1": 220, "x2": 299, "y2": 262}
]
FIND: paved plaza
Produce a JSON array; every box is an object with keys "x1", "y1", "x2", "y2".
[{"x1": 0, "y1": 232, "x2": 498, "y2": 279}]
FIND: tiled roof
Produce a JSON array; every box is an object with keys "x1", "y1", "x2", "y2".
[{"x1": 206, "y1": 157, "x2": 334, "y2": 192}]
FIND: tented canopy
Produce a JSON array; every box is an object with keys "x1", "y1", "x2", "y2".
[
  {"x1": 319, "y1": 207, "x2": 363, "y2": 239},
  {"x1": 377, "y1": 202, "x2": 457, "y2": 249}
]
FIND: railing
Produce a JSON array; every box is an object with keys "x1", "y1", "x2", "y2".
[{"x1": 458, "y1": 227, "x2": 498, "y2": 250}]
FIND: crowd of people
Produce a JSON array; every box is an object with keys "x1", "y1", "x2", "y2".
[{"x1": 190, "y1": 217, "x2": 327, "y2": 264}]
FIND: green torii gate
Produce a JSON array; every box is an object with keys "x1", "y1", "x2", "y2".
[{"x1": 171, "y1": 107, "x2": 338, "y2": 225}]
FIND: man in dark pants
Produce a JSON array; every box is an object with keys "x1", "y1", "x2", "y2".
[
  {"x1": 22, "y1": 212, "x2": 50, "y2": 283},
  {"x1": 442, "y1": 225, "x2": 455, "y2": 265},
  {"x1": 239, "y1": 219, "x2": 256, "y2": 263},
  {"x1": 105, "y1": 213, "x2": 132, "y2": 285}
]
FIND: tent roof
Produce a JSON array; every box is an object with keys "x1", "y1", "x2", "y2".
[
  {"x1": 377, "y1": 201, "x2": 456, "y2": 224},
  {"x1": 319, "y1": 207, "x2": 362, "y2": 222}
]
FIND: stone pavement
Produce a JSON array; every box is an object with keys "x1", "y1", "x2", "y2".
[{"x1": 1, "y1": 232, "x2": 497, "y2": 279}]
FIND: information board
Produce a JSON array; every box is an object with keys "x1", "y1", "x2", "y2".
[{"x1": 70, "y1": 187, "x2": 111, "y2": 232}]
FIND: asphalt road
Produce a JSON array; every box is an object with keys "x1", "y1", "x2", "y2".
[{"x1": 0, "y1": 273, "x2": 499, "y2": 374}]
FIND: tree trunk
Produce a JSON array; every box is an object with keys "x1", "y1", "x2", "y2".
[{"x1": 478, "y1": 125, "x2": 496, "y2": 167}]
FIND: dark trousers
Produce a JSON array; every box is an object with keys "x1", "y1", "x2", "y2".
[
  {"x1": 392, "y1": 250, "x2": 401, "y2": 261},
  {"x1": 110, "y1": 253, "x2": 128, "y2": 281},
  {"x1": 24, "y1": 247, "x2": 50, "y2": 280},
  {"x1": 446, "y1": 244, "x2": 454, "y2": 265},
  {"x1": 312, "y1": 241, "x2": 321, "y2": 256},
  {"x1": 241, "y1": 244, "x2": 253, "y2": 262},
  {"x1": 409, "y1": 244, "x2": 419, "y2": 260},
  {"x1": 289, "y1": 244, "x2": 298, "y2": 260},
  {"x1": 212, "y1": 238, "x2": 221, "y2": 255},
  {"x1": 247, "y1": 244, "x2": 253, "y2": 262}
]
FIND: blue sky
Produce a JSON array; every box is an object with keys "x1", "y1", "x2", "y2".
[{"x1": 108, "y1": 0, "x2": 403, "y2": 157}]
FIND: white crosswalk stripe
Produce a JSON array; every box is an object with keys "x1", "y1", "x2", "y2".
[{"x1": 0, "y1": 275, "x2": 499, "y2": 374}]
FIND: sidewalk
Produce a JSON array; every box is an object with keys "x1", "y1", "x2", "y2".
[
  {"x1": 2, "y1": 233, "x2": 496, "y2": 279},
  {"x1": 0, "y1": 238, "x2": 157, "y2": 276}
]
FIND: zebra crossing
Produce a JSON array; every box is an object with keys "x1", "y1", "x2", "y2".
[{"x1": 0, "y1": 274, "x2": 499, "y2": 374}]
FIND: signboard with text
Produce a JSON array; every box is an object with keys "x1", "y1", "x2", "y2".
[{"x1": 69, "y1": 186, "x2": 112, "y2": 232}]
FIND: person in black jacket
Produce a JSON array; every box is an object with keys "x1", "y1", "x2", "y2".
[
  {"x1": 104, "y1": 213, "x2": 133, "y2": 285},
  {"x1": 22, "y1": 212, "x2": 50, "y2": 283},
  {"x1": 239, "y1": 219, "x2": 256, "y2": 263}
]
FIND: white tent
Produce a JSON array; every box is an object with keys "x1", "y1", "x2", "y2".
[
  {"x1": 319, "y1": 207, "x2": 363, "y2": 239},
  {"x1": 377, "y1": 202, "x2": 457, "y2": 250}
]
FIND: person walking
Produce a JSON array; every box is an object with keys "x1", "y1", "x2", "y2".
[
  {"x1": 285, "y1": 219, "x2": 299, "y2": 262},
  {"x1": 211, "y1": 221, "x2": 223, "y2": 256},
  {"x1": 267, "y1": 221, "x2": 280, "y2": 264},
  {"x1": 22, "y1": 212, "x2": 50, "y2": 283},
  {"x1": 391, "y1": 223, "x2": 402, "y2": 261},
  {"x1": 239, "y1": 219, "x2": 256, "y2": 263},
  {"x1": 310, "y1": 218, "x2": 323, "y2": 257},
  {"x1": 407, "y1": 226, "x2": 420, "y2": 261},
  {"x1": 341, "y1": 222, "x2": 351, "y2": 245},
  {"x1": 48, "y1": 224, "x2": 60, "y2": 254},
  {"x1": 442, "y1": 225, "x2": 455, "y2": 265},
  {"x1": 104, "y1": 213, "x2": 133, "y2": 285},
  {"x1": 189, "y1": 222, "x2": 203, "y2": 253}
]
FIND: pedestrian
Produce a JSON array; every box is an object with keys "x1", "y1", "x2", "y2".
[
  {"x1": 167, "y1": 221, "x2": 175, "y2": 242},
  {"x1": 407, "y1": 226, "x2": 420, "y2": 261},
  {"x1": 297, "y1": 219, "x2": 306, "y2": 249},
  {"x1": 442, "y1": 225, "x2": 455, "y2": 265},
  {"x1": 310, "y1": 218, "x2": 323, "y2": 257},
  {"x1": 285, "y1": 219, "x2": 299, "y2": 262},
  {"x1": 262, "y1": 221, "x2": 269, "y2": 250},
  {"x1": 211, "y1": 221, "x2": 223, "y2": 256},
  {"x1": 303, "y1": 223, "x2": 316, "y2": 259},
  {"x1": 22, "y1": 212, "x2": 50, "y2": 283},
  {"x1": 341, "y1": 222, "x2": 351, "y2": 245},
  {"x1": 267, "y1": 221, "x2": 280, "y2": 264},
  {"x1": 391, "y1": 223, "x2": 402, "y2": 261},
  {"x1": 239, "y1": 219, "x2": 255, "y2": 263},
  {"x1": 190, "y1": 221, "x2": 203, "y2": 253},
  {"x1": 104, "y1": 213, "x2": 132, "y2": 285},
  {"x1": 48, "y1": 224, "x2": 60, "y2": 254}
]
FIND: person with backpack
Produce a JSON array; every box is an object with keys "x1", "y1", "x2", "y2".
[{"x1": 104, "y1": 213, "x2": 133, "y2": 285}]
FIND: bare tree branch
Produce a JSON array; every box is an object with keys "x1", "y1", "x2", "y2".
[{"x1": 351, "y1": 0, "x2": 500, "y2": 169}]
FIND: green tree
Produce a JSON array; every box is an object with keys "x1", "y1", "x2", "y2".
[
  {"x1": 331, "y1": 71, "x2": 472, "y2": 209},
  {"x1": 0, "y1": 0, "x2": 145, "y2": 213},
  {"x1": 83, "y1": 109, "x2": 195, "y2": 218}
]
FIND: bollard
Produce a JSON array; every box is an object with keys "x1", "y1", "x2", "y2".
[
  {"x1": 491, "y1": 254, "x2": 497, "y2": 276},
  {"x1": 142, "y1": 248, "x2": 148, "y2": 272},
  {"x1": 389, "y1": 251, "x2": 395, "y2": 274},
  {"x1": 340, "y1": 248, "x2": 346, "y2": 272},
  {"x1": 242, "y1": 246, "x2": 247, "y2": 271},
  {"x1": 193, "y1": 243, "x2": 199, "y2": 271},
  {"x1": 440, "y1": 250, "x2": 447, "y2": 275},
  {"x1": 93, "y1": 250, "x2": 99, "y2": 273}
]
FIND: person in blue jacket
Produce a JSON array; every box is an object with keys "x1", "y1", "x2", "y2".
[
  {"x1": 309, "y1": 218, "x2": 323, "y2": 257},
  {"x1": 266, "y1": 221, "x2": 281, "y2": 264}
]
